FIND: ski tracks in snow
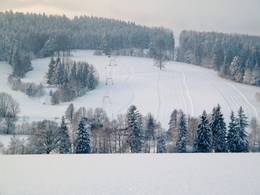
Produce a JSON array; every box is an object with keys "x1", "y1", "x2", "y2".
[
  {"x1": 182, "y1": 72, "x2": 194, "y2": 116},
  {"x1": 203, "y1": 72, "x2": 258, "y2": 119},
  {"x1": 117, "y1": 64, "x2": 135, "y2": 114},
  {"x1": 206, "y1": 77, "x2": 233, "y2": 113},
  {"x1": 156, "y1": 70, "x2": 162, "y2": 120},
  {"x1": 226, "y1": 82, "x2": 259, "y2": 119}
]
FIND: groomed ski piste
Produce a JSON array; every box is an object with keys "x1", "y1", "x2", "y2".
[
  {"x1": 0, "y1": 154, "x2": 260, "y2": 195},
  {"x1": 0, "y1": 50, "x2": 259, "y2": 129}
]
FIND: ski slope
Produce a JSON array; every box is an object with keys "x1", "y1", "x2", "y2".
[
  {"x1": 0, "y1": 50, "x2": 259, "y2": 128},
  {"x1": 0, "y1": 154, "x2": 260, "y2": 195}
]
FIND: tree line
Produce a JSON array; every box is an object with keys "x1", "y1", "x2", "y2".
[
  {"x1": 177, "y1": 31, "x2": 260, "y2": 86},
  {"x1": 0, "y1": 11, "x2": 174, "y2": 77},
  {"x1": 3, "y1": 101, "x2": 260, "y2": 154},
  {"x1": 1, "y1": 12, "x2": 260, "y2": 87}
]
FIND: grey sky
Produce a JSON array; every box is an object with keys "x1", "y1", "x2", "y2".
[{"x1": 1, "y1": 0, "x2": 260, "y2": 36}]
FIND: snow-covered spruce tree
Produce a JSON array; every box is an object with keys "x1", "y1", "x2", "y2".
[
  {"x1": 58, "y1": 116, "x2": 71, "y2": 154},
  {"x1": 243, "y1": 68, "x2": 253, "y2": 84},
  {"x1": 236, "y1": 107, "x2": 249, "y2": 152},
  {"x1": 196, "y1": 111, "x2": 212, "y2": 153},
  {"x1": 157, "y1": 133, "x2": 167, "y2": 153},
  {"x1": 210, "y1": 105, "x2": 227, "y2": 152},
  {"x1": 227, "y1": 111, "x2": 240, "y2": 152},
  {"x1": 127, "y1": 105, "x2": 143, "y2": 153},
  {"x1": 230, "y1": 56, "x2": 244, "y2": 82},
  {"x1": 47, "y1": 56, "x2": 56, "y2": 85},
  {"x1": 55, "y1": 62, "x2": 67, "y2": 87},
  {"x1": 75, "y1": 117, "x2": 91, "y2": 154},
  {"x1": 176, "y1": 112, "x2": 188, "y2": 153}
]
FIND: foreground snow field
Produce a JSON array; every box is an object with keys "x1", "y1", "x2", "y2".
[
  {"x1": 0, "y1": 154, "x2": 260, "y2": 195},
  {"x1": 0, "y1": 50, "x2": 259, "y2": 128}
]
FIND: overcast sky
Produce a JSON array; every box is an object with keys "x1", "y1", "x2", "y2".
[{"x1": 1, "y1": 0, "x2": 260, "y2": 36}]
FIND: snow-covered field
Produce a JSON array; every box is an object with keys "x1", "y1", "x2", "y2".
[
  {"x1": 0, "y1": 50, "x2": 259, "y2": 128},
  {"x1": 0, "y1": 154, "x2": 259, "y2": 195}
]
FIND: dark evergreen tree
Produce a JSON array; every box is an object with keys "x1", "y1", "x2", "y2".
[
  {"x1": 47, "y1": 56, "x2": 56, "y2": 85},
  {"x1": 58, "y1": 116, "x2": 71, "y2": 154},
  {"x1": 157, "y1": 133, "x2": 167, "y2": 153},
  {"x1": 75, "y1": 117, "x2": 91, "y2": 154},
  {"x1": 176, "y1": 112, "x2": 188, "y2": 153},
  {"x1": 127, "y1": 105, "x2": 143, "y2": 153},
  {"x1": 227, "y1": 111, "x2": 240, "y2": 152},
  {"x1": 210, "y1": 105, "x2": 227, "y2": 152},
  {"x1": 236, "y1": 107, "x2": 249, "y2": 152},
  {"x1": 11, "y1": 45, "x2": 32, "y2": 77},
  {"x1": 55, "y1": 62, "x2": 67, "y2": 87},
  {"x1": 196, "y1": 111, "x2": 212, "y2": 152},
  {"x1": 87, "y1": 66, "x2": 98, "y2": 90}
]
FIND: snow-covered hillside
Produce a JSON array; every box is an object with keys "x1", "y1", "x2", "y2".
[
  {"x1": 0, "y1": 154, "x2": 260, "y2": 195},
  {"x1": 0, "y1": 50, "x2": 259, "y2": 128}
]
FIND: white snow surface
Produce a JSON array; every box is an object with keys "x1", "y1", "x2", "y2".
[
  {"x1": 0, "y1": 50, "x2": 259, "y2": 128},
  {"x1": 0, "y1": 154, "x2": 260, "y2": 195}
]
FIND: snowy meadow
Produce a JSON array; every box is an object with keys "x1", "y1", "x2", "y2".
[{"x1": 1, "y1": 154, "x2": 260, "y2": 195}]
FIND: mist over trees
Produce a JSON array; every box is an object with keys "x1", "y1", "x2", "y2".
[{"x1": 177, "y1": 31, "x2": 260, "y2": 86}]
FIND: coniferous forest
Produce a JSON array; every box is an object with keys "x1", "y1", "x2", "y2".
[
  {"x1": 0, "y1": 11, "x2": 174, "y2": 77},
  {"x1": 177, "y1": 31, "x2": 260, "y2": 86},
  {"x1": 1, "y1": 12, "x2": 260, "y2": 86}
]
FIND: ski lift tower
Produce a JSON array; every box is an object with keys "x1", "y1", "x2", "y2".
[
  {"x1": 105, "y1": 57, "x2": 117, "y2": 85},
  {"x1": 102, "y1": 56, "x2": 117, "y2": 118}
]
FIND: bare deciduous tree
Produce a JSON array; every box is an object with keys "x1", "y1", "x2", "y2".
[{"x1": 0, "y1": 93, "x2": 20, "y2": 134}]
